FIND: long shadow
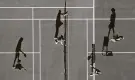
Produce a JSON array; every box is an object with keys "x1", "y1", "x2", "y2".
[{"x1": 13, "y1": 37, "x2": 26, "y2": 68}]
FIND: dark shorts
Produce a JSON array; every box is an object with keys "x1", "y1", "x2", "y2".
[{"x1": 108, "y1": 22, "x2": 115, "y2": 29}]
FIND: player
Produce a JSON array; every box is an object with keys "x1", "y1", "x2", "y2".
[
  {"x1": 88, "y1": 53, "x2": 96, "y2": 67},
  {"x1": 102, "y1": 36, "x2": 113, "y2": 56},
  {"x1": 89, "y1": 66, "x2": 102, "y2": 76},
  {"x1": 108, "y1": 8, "x2": 116, "y2": 38},
  {"x1": 110, "y1": 33, "x2": 124, "y2": 42},
  {"x1": 57, "y1": 35, "x2": 65, "y2": 45},
  {"x1": 13, "y1": 37, "x2": 26, "y2": 68},
  {"x1": 15, "y1": 59, "x2": 27, "y2": 71},
  {"x1": 54, "y1": 10, "x2": 68, "y2": 44},
  {"x1": 88, "y1": 44, "x2": 96, "y2": 66}
]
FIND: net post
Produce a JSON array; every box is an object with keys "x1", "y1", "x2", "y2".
[{"x1": 63, "y1": 0, "x2": 68, "y2": 80}]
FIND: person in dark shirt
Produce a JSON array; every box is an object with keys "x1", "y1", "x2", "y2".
[
  {"x1": 54, "y1": 10, "x2": 67, "y2": 44},
  {"x1": 108, "y1": 8, "x2": 116, "y2": 38},
  {"x1": 13, "y1": 37, "x2": 26, "y2": 68}
]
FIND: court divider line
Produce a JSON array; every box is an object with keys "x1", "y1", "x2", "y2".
[
  {"x1": 0, "y1": 7, "x2": 93, "y2": 8},
  {"x1": 32, "y1": 8, "x2": 35, "y2": 80},
  {"x1": 86, "y1": 19, "x2": 88, "y2": 80},
  {"x1": 95, "y1": 18, "x2": 135, "y2": 20},
  {"x1": 39, "y1": 20, "x2": 41, "y2": 80},
  {"x1": 0, "y1": 18, "x2": 135, "y2": 20},
  {"x1": 0, "y1": 52, "x2": 40, "y2": 54},
  {"x1": 88, "y1": 52, "x2": 135, "y2": 54},
  {"x1": 0, "y1": 18, "x2": 92, "y2": 20}
]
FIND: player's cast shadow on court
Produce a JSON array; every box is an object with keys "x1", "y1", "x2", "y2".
[{"x1": 12, "y1": 37, "x2": 27, "y2": 71}]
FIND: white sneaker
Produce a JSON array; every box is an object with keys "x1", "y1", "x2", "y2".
[
  {"x1": 54, "y1": 38, "x2": 57, "y2": 40},
  {"x1": 12, "y1": 67, "x2": 15, "y2": 69},
  {"x1": 54, "y1": 38, "x2": 58, "y2": 44},
  {"x1": 94, "y1": 73, "x2": 99, "y2": 75},
  {"x1": 116, "y1": 37, "x2": 124, "y2": 41},
  {"x1": 60, "y1": 40, "x2": 64, "y2": 45},
  {"x1": 90, "y1": 64, "x2": 92, "y2": 67},
  {"x1": 89, "y1": 73, "x2": 100, "y2": 76},
  {"x1": 55, "y1": 42, "x2": 58, "y2": 44},
  {"x1": 110, "y1": 39, "x2": 116, "y2": 42}
]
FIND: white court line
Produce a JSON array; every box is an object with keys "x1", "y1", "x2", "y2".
[
  {"x1": 95, "y1": 18, "x2": 135, "y2": 20},
  {"x1": 0, "y1": 19, "x2": 32, "y2": 20},
  {"x1": 0, "y1": 18, "x2": 92, "y2": 20},
  {"x1": 0, "y1": 52, "x2": 40, "y2": 53},
  {"x1": 86, "y1": 19, "x2": 88, "y2": 80},
  {"x1": 0, "y1": 7, "x2": 93, "y2": 8},
  {"x1": 88, "y1": 52, "x2": 135, "y2": 54},
  {"x1": 39, "y1": 20, "x2": 41, "y2": 80},
  {"x1": 39, "y1": 20, "x2": 41, "y2": 54},
  {"x1": 32, "y1": 8, "x2": 35, "y2": 80},
  {"x1": 35, "y1": 18, "x2": 93, "y2": 20},
  {"x1": 0, "y1": 18, "x2": 135, "y2": 20}
]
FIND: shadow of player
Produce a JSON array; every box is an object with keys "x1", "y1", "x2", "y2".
[
  {"x1": 54, "y1": 10, "x2": 68, "y2": 42},
  {"x1": 15, "y1": 59, "x2": 27, "y2": 71},
  {"x1": 108, "y1": 8, "x2": 116, "y2": 38},
  {"x1": 13, "y1": 37, "x2": 26, "y2": 68},
  {"x1": 102, "y1": 36, "x2": 113, "y2": 56}
]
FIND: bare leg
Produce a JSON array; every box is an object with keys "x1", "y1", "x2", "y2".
[
  {"x1": 54, "y1": 26, "x2": 59, "y2": 39},
  {"x1": 112, "y1": 28, "x2": 115, "y2": 36},
  {"x1": 108, "y1": 28, "x2": 111, "y2": 38}
]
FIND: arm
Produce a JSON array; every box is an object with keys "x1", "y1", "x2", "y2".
[
  {"x1": 20, "y1": 50, "x2": 27, "y2": 57},
  {"x1": 61, "y1": 11, "x2": 68, "y2": 15},
  {"x1": 20, "y1": 49, "x2": 24, "y2": 54}
]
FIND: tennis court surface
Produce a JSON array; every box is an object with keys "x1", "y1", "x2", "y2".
[{"x1": 0, "y1": 0, "x2": 135, "y2": 80}]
